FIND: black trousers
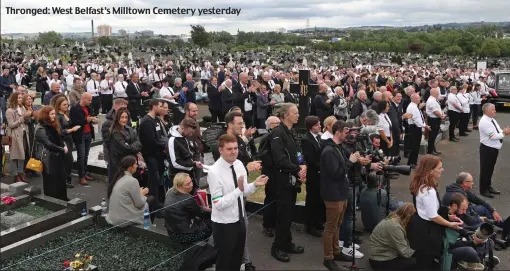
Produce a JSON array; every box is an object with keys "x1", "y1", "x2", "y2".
[
  {"x1": 243, "y1": 110, "x2": 254, "y2": 129},
  {"x1": 369, "y1": 257, "x2": 417, "y2": 270},
  {"x1": 459, "y1": 113, "x2": 470, "y2": 135},
  {"x1": 407, "y1": 125, "x2": 423, "y2": 166},
  {"x1": 479, "y1": 144, "x2": 499, "y2": 193},
  {"x1": 101, "y1": 94, "x2": 113, "y2": 114},
  {"x1": 63, "y1": 137, "x2": 74, "y2": 183},
  {"x1": 390, "y1": 132, "x2": 401, "y2": 157},
  {"x1": 212, "y1": 220, "x2": 246, "y2": 271},
  {"x1": 91, "y1": 96, "x2": 101, "y2": 116},
  {"x1": 143, "y1": 155, "x2": 165, "y2": 203},
  {"x1": 305, "y1": 176, "x2": 325, "y2": 230},
  {"x1": 209, "y1": 108, "x2": 224, "y2": 123},
  {"x1": 263, "y1": 181, "x2": 277, "y2": 229},
  {"x1": 273, "y1": 187, "x2": 297, "y2": 249},
  {"x1": 128, "y1": 103, "x2": 140, "y2": 122},
  {"x1": 403, "y1": 123, "x2": 411, "y2": 156},
  {"x1": 470, "y1": 104, "x2": 480, "y2": 126},
  {"x1": 447, "y1": 110, "x2": 460, "y2": 139},
  {"x1": 427, "y1": 117, "x2": 441, "y2": 153}
]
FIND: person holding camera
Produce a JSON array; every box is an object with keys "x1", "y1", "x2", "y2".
[
  {"x1": 270, "y1": 103, "x2": 307, "y2": 263},
  {"x1": 407, "y1": 155, "x2": 463, "y2": 270},
  {"x1": 320, "y1": 120, "x2": 360, "y2": 271}
]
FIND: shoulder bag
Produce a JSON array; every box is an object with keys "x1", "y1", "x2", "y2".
[{"x1": 26, "y1": 128, "x2": 43, "y2": 173}]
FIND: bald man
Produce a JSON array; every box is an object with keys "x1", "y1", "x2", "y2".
[
  {"x1": 232, "y1": 72, "x2": 256, "y2": 128},
  {"x1": 406, "y1": 93, "x2": 430, "y2": 167},
  {"x1": 43, "y1": 82, "x2": 61, "y2": 105},
  {"x1": 426, "y1": 88, "x2": 446, "y2": 155},
  {"x1": 70, "y1": 92, "x2": 98, "y2": 185}
]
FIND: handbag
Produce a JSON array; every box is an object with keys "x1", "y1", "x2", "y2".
[
  {"x1": 25, "y1": 128, "x2": 44, "y2": 173},
  {"x1": 1, "y1": 136, "x2": 11, "y2": 146}
]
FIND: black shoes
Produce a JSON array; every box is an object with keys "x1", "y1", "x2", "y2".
[
  {"x1": 489, "y1": 187, "x2": 501, "y2": 194},
  {"x1": 271, "y1": 247, "x2": 290, "y2": 262},
  {"x1": 323, "y1": 259, "x2": 342, "y2": 271},
  {"x1": 481, "y1": 191, "x2": 495, "y2": 198},
  {"x1": 283, "y1": 243, "x2": 305, "y2": 254},
  {"x1": 263, "y1": 228, "x2": 275, "y2": 237}
]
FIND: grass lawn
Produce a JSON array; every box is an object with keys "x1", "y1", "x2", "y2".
[{"x1": 247, "y1": 170, "x2": 307, "y2": 203}]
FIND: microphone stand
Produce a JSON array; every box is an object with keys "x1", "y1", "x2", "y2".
[{"x1": 344, "y1": 175, "x2": 364, "y2": 271}]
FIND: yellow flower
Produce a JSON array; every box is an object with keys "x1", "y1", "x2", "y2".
[{"x1": 75, "y1": 253, "x2": 81, "y2": 258}]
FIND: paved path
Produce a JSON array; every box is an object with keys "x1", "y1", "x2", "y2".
[{"x1": 2, "y1": 109, "x2": 510, "y2": 270}]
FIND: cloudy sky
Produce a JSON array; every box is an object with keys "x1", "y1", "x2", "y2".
[{"x1": 1, "y1": 0, "x2": 510, "y2": 35}]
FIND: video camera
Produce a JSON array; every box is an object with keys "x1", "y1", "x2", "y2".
[{"x1": 348, "y1": 130, "x2": 411, "y2": 176}]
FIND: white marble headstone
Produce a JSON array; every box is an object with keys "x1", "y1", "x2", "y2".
[
  {"x1": 302, "y1": 57, "x2": 308, "y2": 67},
  {"x1": 128, "y1": 52, "x2": 133, "y2": 61}
]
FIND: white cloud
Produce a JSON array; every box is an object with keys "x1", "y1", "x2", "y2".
[{"x1": 1, "y1": 0, "x2": 509, "y2": 35}]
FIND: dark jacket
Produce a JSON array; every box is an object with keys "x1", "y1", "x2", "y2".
[
  {"x1": 125, "y1": 81, "x2": 142, "y2": 106},
  {"x1": 314, "y1": 93, "x2": 332, "y2": 123},
  {"x1": 232, "y1": 83, "x2": 255, "y2": 113},
  {"x1": 164, "y1": 188, "x2": 210, "y2": 234},
  {"x1": 138, "y1": 114, "x2": 167, "y2": 157},
  {"x1": 256, "y1": 92, "x2": 272, "y2": 119},
  {"x1": 101, "y1": 109, "x2": 116, "y2": 162},
  {"x1": 206, "y1": 83, "x2": 222, "y2": 111},
  {"x1": 168, "y1": 125, "x2": 196, "y2": 185},
  {"x1": 387, "y1": 103, "x2": 401, "y2": 137},
  {"x1": 350, "y1": 98, "x2": 366, "y2": 120},
  {"x1": 443, "y1": 183, "x2": 495, "y2": 213},
  {"x1": 270, "y1": 123, "x2": 301, "y2": 191},
  {"x1": 221, "y1": 88, "x2": 234, "y2": 113},
  {"x1": 0, "y1": 75, "x2": 14, "y2": 96},
  {"x1": 320, "y1": 139, "x2": 353, "y2": 201},
  {"x1": 301, "y1": 132, "x2": 322, "y2": 185},
  {"x1": 69, "y1": 104, "x2": 95, "y2": 143},
  {"x1": 34, "y1": 124, "x2": 66, "y2": 176},
  {"x1": 35, "y1": 74, "x2": 49, "y2": 94},
  {"x1": 108, "y1": 126, "x2": 142, "y2": 177}
]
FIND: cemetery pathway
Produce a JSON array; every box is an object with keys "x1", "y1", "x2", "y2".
[{"x1": 2, "y1": 109, "x2": 509, "y2": 270}]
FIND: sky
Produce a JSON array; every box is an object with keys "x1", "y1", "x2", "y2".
[{"x1": 1, "y1": 0, "x2": 510, "y2": 35}]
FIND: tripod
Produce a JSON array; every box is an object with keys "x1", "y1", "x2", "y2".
[{"x1": 344, "y1": 176, "x2": 364, "y2": 271}]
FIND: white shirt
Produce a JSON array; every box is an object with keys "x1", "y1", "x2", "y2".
[
  {"x1": 479, "y1": 82, "x2": 490, "y2": 96},
  {"x1": 240, "y1": 84, "x2": 252, "y2": 112},
  {"x1": 114, "y1": 81, "x2": 128, "y2": 98},
  {"x1": 470, "y1": 91, "x2": 482, "y2": 105},
  {"x1": 426, "y1": 96, "x2": 442, "y2": 118},
  {"x1": 86, "y1": 79, "x2": 100, "y2": 96},
  {"x1": 66, "y1": 73, "x2": 76, "y2": 91},
  {"x1": 321, "y1": 130, "x2": 333, "y2": 140},
  {"x1": 457, "y1": 92, "x2": 470, "y2": 114},
  {"x1": 208, "y1": 157, "x2": 258, "y2": 224},
  {"x1": 100, "y1": 79, "x2": 113, "y2": 95},
  {"x1": 479, "y1": 115, "x2": 504, "y2": 150},
  {"x1": 377, "y1": 113, "x2": 392, "y2": 137},
  {"x1": 406, "y1": 102, "x2": 425, "y2": 128},
  {"x1": 415, "y1": 186, "x2": 439, "y2": 221},
  {"x1": 159, "y1": 86, "x2": 175, "y2": 101},
  {"x1": 15, "y1": 73, "x2": 27, "y2": 85},
  {"x1": 447, "y1": 93, "x2": 462, "y2": 113}
]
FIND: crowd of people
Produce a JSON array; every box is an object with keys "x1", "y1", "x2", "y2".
[{"x1": 1, "y1": 52, "x2": 510, "y2": 271}]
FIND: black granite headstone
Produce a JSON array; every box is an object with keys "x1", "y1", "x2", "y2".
[
  {"x1": 290, "y1": 70, "x2": 319, "y2": 128},
  {"x1": 201, "y1": 123, "x2": 226, "y2": 153}
]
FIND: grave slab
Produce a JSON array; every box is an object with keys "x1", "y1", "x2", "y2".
[{"x1": 8, "y1": 183, "x2": 29, "y2": 197}]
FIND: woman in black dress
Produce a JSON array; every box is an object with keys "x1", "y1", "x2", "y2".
[
  {"x1": 35, "y1": 106, "x2": 69, "y2": 201},
  {"x1": 54, "y1": 97, "x2": 81, "y2": 187}
]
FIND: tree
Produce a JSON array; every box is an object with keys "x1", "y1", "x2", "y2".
[
  {"x1": 97, "y1": 36, "x2": 114, "y2": 46},
  {"x1": 190, "y1": 25, "x2": 210, "y2": 47},
  {"x1": 38, "y1": 31, "x2": 63, "y2": 46},
  {"x1": 210, "y1": 31, "x2": 234, "y2": 44},
  {"x1": 442, "y1": 45, "x2": 464, "y2": 56},
  {"x1": 146, "y1": 38, "x2": 169, "y2": 47},
  {"x1": 479, "y1": 40, "x2": 501, "y2": 57}
]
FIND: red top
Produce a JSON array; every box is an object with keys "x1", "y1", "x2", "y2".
[{"x1": 82, "y1": 106, "x2": 91, "y2": 134}]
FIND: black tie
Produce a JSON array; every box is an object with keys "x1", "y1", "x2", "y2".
[
  {"x1": 384, "y1": 114, "x2": 392, "y2": 131},
  {"x1": 230, "y1": 165, "x2": 244, "y2": 221},
  {"x1": 93, "y1": 81, "x2": 97, "y2": 90},
  {"x1": 419, "y1": 109, "x2": 424, "y2": 123},
  {"x1": 491, "y1": 119, "x2": 503, "y2": 143},
  {"x1": 316, "y1": 135, "x2": 321, "y2": 147},
  {"x1": 135, "y1": 83, "x2": 140, "y2": 93}
]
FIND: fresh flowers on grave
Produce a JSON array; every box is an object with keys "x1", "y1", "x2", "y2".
[
  {"x1": 64, "y1": 253, "x2": 94, "y2": 270},
  {"x1": 1, "y1": 196, "x2": 17, "y2": 216}
]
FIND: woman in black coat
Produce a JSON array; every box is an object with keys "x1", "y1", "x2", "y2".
[
  {"x1": 107, "y1": 108, "x2": 142, "y2": 183},
  {"x1": 35, "y1": 106, "x2": 69, "y2": 201}
]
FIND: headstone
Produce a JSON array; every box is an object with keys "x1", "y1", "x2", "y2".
[
  {"x1": 201, "y1": 123, "x2": 226, "y2": 153},
  {"x1": 128, "y1": 52, "x2": 133, "y2": 61},
  {"x1": 66, "y1": 198, "x2": 87, "y2": 218},
  {"x1": 302, "y1": 57, "x2": 308, "y2": 67},
  {"x1": 8, "y1": 182, "x2": 29, "y2": 197},
  {"x1": 289, "y1": 70, "x2": 319, "y2": 128},
  {"x1": 1, "y1": 211, "x2": 34, "y2": 230}
]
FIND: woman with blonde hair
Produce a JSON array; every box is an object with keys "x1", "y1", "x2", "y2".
[
  {"x1": 35, "y1": 67, "x2": 49, "y2": 96},
  {"x1": 321, "y1": 116, "x2": 336, "y2": 140},
  {"x1": 369, "y1": 203, "x2": 417, "y2": 270},
  {"x1": 407, "y1": 155, "x2": 463, "y2": 270},
  {"x1": 5, "y1": 92, "x2": 32, "y2": 183}
]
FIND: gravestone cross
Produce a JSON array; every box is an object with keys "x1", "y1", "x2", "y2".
[{"x1": 289, "y1": 69, "x2": 319, "y2": 128}]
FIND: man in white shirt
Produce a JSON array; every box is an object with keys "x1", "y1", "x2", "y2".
[
  {"x1": 447, "y1": 86, "x2": 462, "y2": 142},
  {"x1": 426, "y1": 88, "x2": 445, "y2": 155},
  {"x1": 478, "y1": 103, "x2": 510, "y2": 198},
  {"x1": 100, "y1": 74, "x2": 114, "y2": 114},
  {"x1": 86, "y1": 73, "x2": 101, "y2": 116},
  {"x1": 406, "y1": 93, "x2": 430, "y2": 167},
  {"x1": 113, "y1": 74, "x2": 128, "y2": 98},
  {"x1": 48, "y1": 72, "x2": 64, "y2": 93},
  {"x1": 159, "y1": 79, "x2": 179, "y2": 101},
  {"x1": 65, "y1": 66, "x2": 77, "y2": 93},
  {"x1": 208, "y1": 134, "x2": 268, "y2": 270},
  {"x1": 470, "y1": 84, "x2": 482, "y2": 129},
  {"x1": 457, "y1": 86, "x2": 471, "y2": 136}
]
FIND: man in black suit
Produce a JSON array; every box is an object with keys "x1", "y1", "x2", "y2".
[
  {"x1": 69, "y1": 93, "x2": 97, "y2": 186},
  {"x1": 350, "y1": 90, "x2": 368, "y2": 120},
  {"x1": 233, "y1": 72, "x2": 256, "y2": 128},
  {"x1": 301, "y1": 116, "x2": 325, "y2": 237},
  {"x1": 390, "y1": 91, "x2": 408, "y2": 157},
  {"x1": 217, "y1": 65, "x2": 225, "y2": 87},
  {"x1": 314, "y1": 83, "x2": 333, "y2": 125},
  {"x1": 402, "y1": 86, "x2": 416, "y2": 158},
  {"x1": 125, "y1": 73, "x2": 148, "y2": 122},
  {"x1": 207, "y1": 77, "x2": 223, "y2": 122},
  {"x1": 220, "y1": 79, "x2": 234, "y2": 114}
]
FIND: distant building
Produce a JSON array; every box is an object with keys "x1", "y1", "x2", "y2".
[
  {"x1": 135, "y1": 30, "x2": 154, "y2": 37},
  {"x1": 97, "y1": 25, "x2": 112, "y2": 37},
  {"x1": 330, "y1": 37, "x2": 343, "y2": 42},
  {"x1": 118, "y1": 29, "x2": 127, "y2": 36}
]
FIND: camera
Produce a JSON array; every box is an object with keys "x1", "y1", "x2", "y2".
[
  {"x1": 384, "y1": 156, "x2": 401, "y2": 165},
  {"x1": 475, "y1": 222, "x2": 495, "y2": 242}
]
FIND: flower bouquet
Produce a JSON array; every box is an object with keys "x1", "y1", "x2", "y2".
[
  {"x1": 1, "y1": 196, "x2": 17, "y2": 216},
  {"x1": 63, "y1": 253, "x2": 96, "y2": 271}
]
